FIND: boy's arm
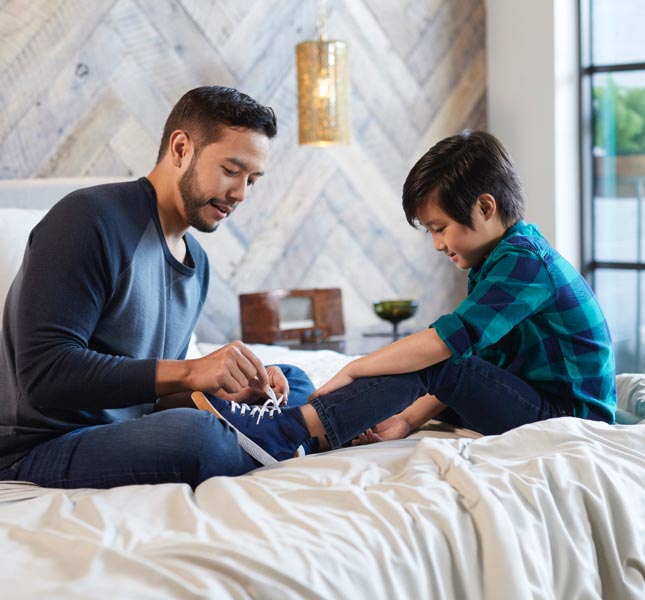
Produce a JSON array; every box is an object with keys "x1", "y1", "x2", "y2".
[
  {"x1": 313, "y1": 327, "x2": 451, "y2": 397},
  {"x1": 398, "y1": 393, "x2": 447, "y2": 429},
  {"x1": 352, "y1": 394, "x2": 446, "y2": 445}
]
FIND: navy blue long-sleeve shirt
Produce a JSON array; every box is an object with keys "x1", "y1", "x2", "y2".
[{"x1": 0, "y1": 178, "x2": 209, "y2": 469}]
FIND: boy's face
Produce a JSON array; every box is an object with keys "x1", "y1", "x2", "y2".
[
  {"x1": 417, "y1": 191, "x2": 505, "y2": 270},
  {"x1": 178, "y1": 126, "x2": 270, "y2": 232}
]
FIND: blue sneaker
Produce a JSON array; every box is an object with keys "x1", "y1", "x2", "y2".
[{"x1": 201, "y1": 393, "x2": 311, "y2": 462}]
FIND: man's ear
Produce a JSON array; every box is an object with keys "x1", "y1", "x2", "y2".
[
  {"x1": 477, "y1": 194, "x2": 497, "y2": 221},
  {"x1": 168, "y1": 130, "x2": 192, "y2": 168}
]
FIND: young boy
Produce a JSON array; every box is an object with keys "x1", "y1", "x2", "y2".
[{"x1": 198, "y1": 130, "x2": 617, "y2": 463}]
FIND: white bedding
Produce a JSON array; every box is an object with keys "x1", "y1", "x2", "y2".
[{"x1": 0, "y1": 415, "x2": 643, "y2": 599}]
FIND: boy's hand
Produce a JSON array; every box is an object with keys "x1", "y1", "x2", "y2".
[
  {"x1": 351, "y1": 415, "x2": 412, "y2": 445},
  {"x1": 309, "y1": 366, "x2": 355, "y2": 400}
]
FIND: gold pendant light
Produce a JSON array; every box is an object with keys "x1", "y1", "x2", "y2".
[{"x1": 296, "y1": 0, "x2": 351, "y2": 146}]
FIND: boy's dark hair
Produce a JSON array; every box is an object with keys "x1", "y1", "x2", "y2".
[
  {"x1": 402, "y1": 130, "x2": 525, "y2": 229},
  {"x1": 156, "y1": 86, "x2": 277, "y2": 163}
]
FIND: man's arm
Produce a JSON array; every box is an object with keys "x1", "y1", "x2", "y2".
[
  {"x1": 155, "y1": 343, "x2": 290, "y2": 407},
  {"x1": 155, "y1": 340, "x2": 269, "y2": 397}
]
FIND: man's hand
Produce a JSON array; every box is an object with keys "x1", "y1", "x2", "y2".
[
  {"x1": 192, "y1": 341, "x2": 269, "y2": 394},
  {"x1": 156, "y1": 340, "x2": 271, "y2": 398},
  {"x1": 155, "y1": 342, "x2": 293, "y2": 405},
  {"x1": 351, "y1": 415, "x2": 412, "y2": 446},
  {"x1": 266, "y1": 365, "x2": 289, "y2": 404},
  {"x1": 220, "y1": 365, "x2": 290, "y2": 405}
]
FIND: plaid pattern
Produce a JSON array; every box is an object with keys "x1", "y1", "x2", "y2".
[{"x1": 432, "y1": 221, "x2": 616, "y2": 420}]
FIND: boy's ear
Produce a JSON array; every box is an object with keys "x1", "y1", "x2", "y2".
[{"x1": 477, "y1": 194, "x2": 497, "y2": 221}]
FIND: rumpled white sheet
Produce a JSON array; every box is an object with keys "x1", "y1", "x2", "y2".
[{"x1": 0, "y1": 418, "x2": 643, "y2": 599}]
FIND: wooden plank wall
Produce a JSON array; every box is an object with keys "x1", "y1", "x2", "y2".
[{"x1": 0, "y1": 0, "x2": 486, "y2": 343}]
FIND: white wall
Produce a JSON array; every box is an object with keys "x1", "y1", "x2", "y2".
[{"x1": 486, "y1": 0, "x2": 580, "y2": 267}]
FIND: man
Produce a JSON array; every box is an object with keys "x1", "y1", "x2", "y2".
[{"x1": 0, "y1": 86, "x2": 314, "y2": 488}]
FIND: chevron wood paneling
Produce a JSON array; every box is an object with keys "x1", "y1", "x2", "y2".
[{"x1": 0, "y1": 0, "x2": 486, "y2": 345}]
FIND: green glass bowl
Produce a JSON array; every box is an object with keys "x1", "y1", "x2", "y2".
[{"x1": 373, "y1": 299, "x2": 419, "y2": 324}]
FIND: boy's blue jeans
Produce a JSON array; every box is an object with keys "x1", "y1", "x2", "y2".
[
  {"x1": 0, "y1": 364, "x2": 314, "y2": 489},
  {"x1": 311, "y1": 356, "x2": 608, "y2": 449}
]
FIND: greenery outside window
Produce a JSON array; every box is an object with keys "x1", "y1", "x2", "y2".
[{"x1": 580, "y1": 0, "x2": 645, "y2": 372}]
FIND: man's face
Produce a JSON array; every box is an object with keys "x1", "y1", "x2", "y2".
[{"x1": 178, "y1": 126, "x2": 270, "y2": 233}]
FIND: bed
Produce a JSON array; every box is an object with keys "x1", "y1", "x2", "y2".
[{"x1": 0, "y1": 179, "x2": 643, "y2": 599}]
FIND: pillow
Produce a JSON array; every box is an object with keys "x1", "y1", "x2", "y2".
[
  {"x1": 0, "y1": 208, "x2": 48, "y2": 317},
  {"x1": 185, "y1": 332, "x2": 202, "y2": 359},
  {"x1": 615, "y1": 373, "x2": 645, "y2": 424}
]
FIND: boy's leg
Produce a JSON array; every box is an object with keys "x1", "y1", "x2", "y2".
[
  {"x1": 308, "y1": 372, "x2": 431, "y2": 449},
  {"x1": 423, "y1": 356, "x2": 563, "y2": 434},
  {"x1": 309, "y1": 357, "x2": 560, "y2": 448},
  {"x1": 272, "y1": 363, "x2": 320, "y2": 454},
  {"x1": 10, "y1": 408, "x2": 259, "y2": 489}
]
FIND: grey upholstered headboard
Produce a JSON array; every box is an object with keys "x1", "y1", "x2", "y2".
[{"x1": 0, "y1": 177, "x2": 133, "y2": 209}]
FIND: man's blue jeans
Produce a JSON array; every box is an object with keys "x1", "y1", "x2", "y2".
[
  {"x1": 310, "y1": 356, "x2": 607, "y2": 450},
  {"x1": 0, "y1": 364, "x2": 314, "y2": 489}
]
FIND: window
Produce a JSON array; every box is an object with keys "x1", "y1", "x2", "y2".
[{"x1": 580, "y1": 0, "x2": 645, "y2": 372}]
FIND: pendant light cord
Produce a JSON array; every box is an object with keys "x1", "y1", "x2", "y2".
[{"x1": 318, "y1": 0, "x2": 327, "y2": 41}]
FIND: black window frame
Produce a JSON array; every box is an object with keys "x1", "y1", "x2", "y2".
[
  {"x1": 579, "y1": 0, "x2": 645, "y2": 371},
  {"x1": 579, "y1": 0, "x2": 645, "y2": 279}
]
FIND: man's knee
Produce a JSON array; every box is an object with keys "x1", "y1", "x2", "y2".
[
  {"x1": 273, "y1": 364, "x2": 315, "y2": 405},
  {"x1": 274, "y1": 363, "x2": 308, "y2": 381}
]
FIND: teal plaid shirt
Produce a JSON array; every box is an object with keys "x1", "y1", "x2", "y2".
[{"x1": 432, "y1": 221, "x2": 616, "y2": 421}]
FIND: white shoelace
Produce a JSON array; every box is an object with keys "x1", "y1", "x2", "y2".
[{"x1": 229, "y1": 395, "x2": 283, "y2": 424}]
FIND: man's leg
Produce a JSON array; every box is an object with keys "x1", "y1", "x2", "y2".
[
  {"x1": 271, "y1": 364, "x2": 315, "y2": 407},
  {"x1": 11, "y1": 408, "x2": 259, "y2": 489},
  {"x1": 307, "y1": 357, "x2": 560, "y2": 448}
]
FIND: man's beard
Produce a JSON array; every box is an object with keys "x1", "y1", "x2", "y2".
[{"x1": 178, "y1": 155, "x2": 220, "y2": 233}]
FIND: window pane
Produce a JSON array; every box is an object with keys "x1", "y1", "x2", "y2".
[
  {"x1": 592, "y1": 0, "x2": 645, "y2": 65},
  {"x1": 595, "y1": 269, "x2": 641, "y2": 373},
  {"x1": 592, "y1": 71, "x2": 645, "y2": 262}
]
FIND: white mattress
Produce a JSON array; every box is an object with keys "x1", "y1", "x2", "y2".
[{"x1": 0, "y1": 418, "x2": 643, "y2": 599}]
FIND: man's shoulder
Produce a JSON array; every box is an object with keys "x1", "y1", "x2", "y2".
[
  {"x1": 48, "y1": 178, "x2": 152, "y2": 226},
  {"x1": 57, "y1": 178, "x2": 147, "y2": 210}
]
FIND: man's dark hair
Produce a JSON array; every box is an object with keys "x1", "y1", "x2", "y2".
[
  {"x1": 402, "y1": 130, "x2": 525, "y2": 229},
  {"x1": 156, "y1": 86, "x2": 278, "y2": 163}
]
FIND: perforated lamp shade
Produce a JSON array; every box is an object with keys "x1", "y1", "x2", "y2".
[{"x1": 296, "y1": 40, "x2": 350, "y2": 146}]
